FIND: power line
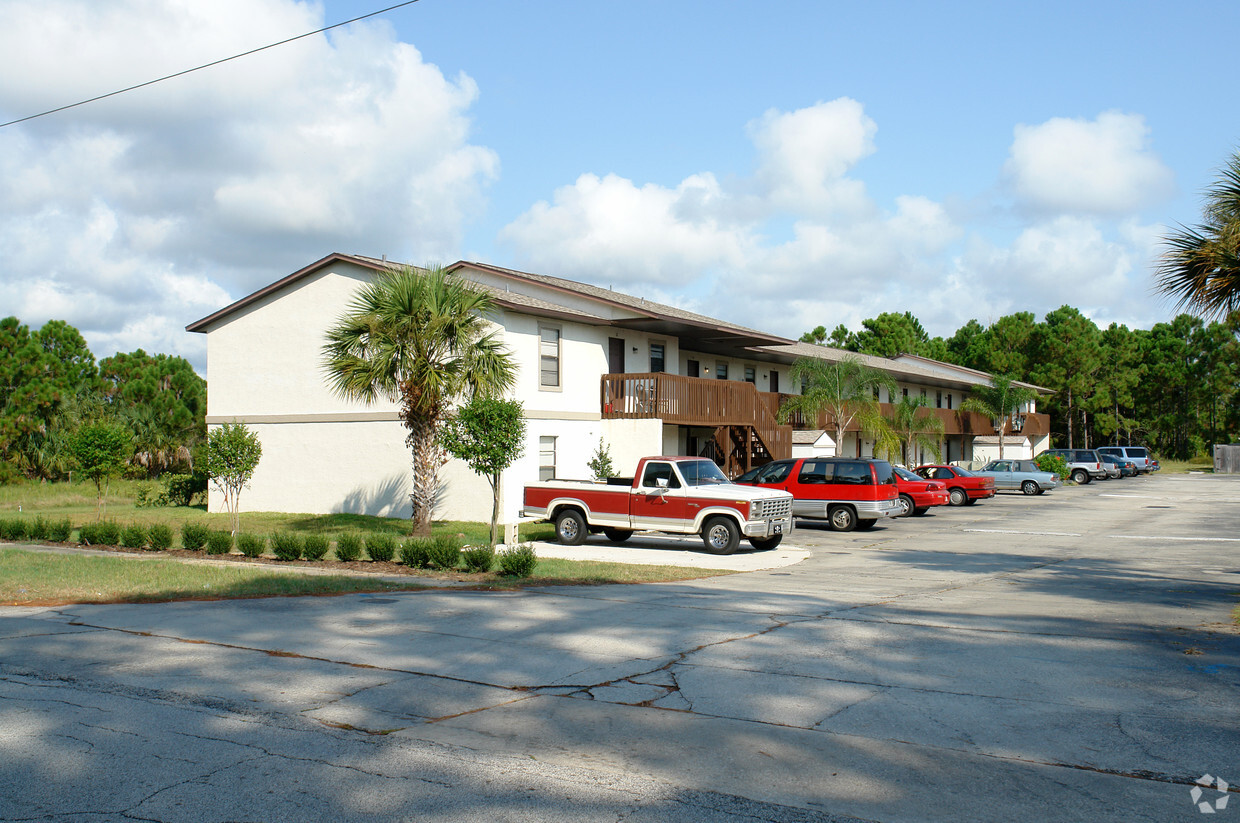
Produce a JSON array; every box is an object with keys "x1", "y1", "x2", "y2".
[{"x1": 0, "y1": 0, "x2": 422, "y2": 129}]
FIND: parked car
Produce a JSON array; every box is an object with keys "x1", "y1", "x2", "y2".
[
  {"x1": 1100, "y1": 453, "x2": 1137, "y2": 478},
  {"x1": 1038, "y1": 449, "x2": 1107, "y2": 484},
  {"x1": 913, "y1": 465, "x2": 996, "y2": 506},
  {"x1": 892, "y1": 466, "x2": 951, "y2": 516},
  {"x1": 975, "y1": 459, "x2": 1059, "y2": 495},
  {"x1": 1096, "y1": 445, "x2": 1159, "y2": 474},
  {"x1": 734, "y1": 457, "x2": 901, "y2": 531}
]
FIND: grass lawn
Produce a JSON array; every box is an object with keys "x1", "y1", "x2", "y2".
[
  {"x1": 0, "y1": 547, "x2": 733, "y2": 606},
  {"x1": 1152, "y1": 456, "x2": 1215, "y2": 473}
]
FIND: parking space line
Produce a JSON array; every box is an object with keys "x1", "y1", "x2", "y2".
[{"x1": 963, "y1": 528, "x2": 1082, "y2": 537}]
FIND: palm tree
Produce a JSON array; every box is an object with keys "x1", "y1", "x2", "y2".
[
  {"x1": 323, "y1": 265, "x2": 517, "y2": 536},
  {"x1": 959, "y1": 375, "x2": 1037, "y2": 461},
  {"x1": 1155, "y1": 150, "x2": 1240, "y2": 321},
  {"x1": 883, "y1": 394, "x2": 944, "y2": 466},
  {"x1": 778, "y1": 355, "x2": 896, "y2": 457}
]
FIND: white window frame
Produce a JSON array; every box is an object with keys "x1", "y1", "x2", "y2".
[
  {"x1": 538, "y1": 324, "x2": 562, "y2": 391},
  {"x1": 539, "y1": 435, "x2": 557, "y2": 481}
]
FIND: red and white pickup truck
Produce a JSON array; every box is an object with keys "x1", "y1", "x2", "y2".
[{"x1": 522, "y1": 456, "x2": 794, "y2": 554}]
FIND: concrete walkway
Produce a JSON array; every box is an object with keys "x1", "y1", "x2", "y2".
[{"x1": 2, "y1": 473, "x2": 1237, "y2": 821}]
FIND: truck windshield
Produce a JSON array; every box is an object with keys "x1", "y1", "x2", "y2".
[{"x1": 678, "y1": 460, "x2": 730, "y2": 486}]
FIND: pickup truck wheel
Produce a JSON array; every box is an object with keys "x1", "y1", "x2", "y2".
[
  {"x1": 948, "y1": 487, "x2": 967, "y2": 506},
  {"x1": 1021, "y1": 480, "x2": 1039, "y2": 496},
  {"x1": 854, "y1": 519, "x2": 877, "y2": 530},
  {"x1": 828, "y1": 505, "x2": 856, "y2": 532},
  {"x1": 701, "y1": 516, "x2": 740, "y2": 555},
  {"x1": 748, "y1": 535, "x2": 782, "y2": 551},
  {"x1": 896, "y1": 494, "x2": 914, "y2": 517},
  {"x1": 602, "y1": 528, "x2": 633, "y2": 543},
  {"x1": 1070, "y1": 469, "x2": 1089, "y2": 485},
  {"x1": 554, "y1": 509, "x2": 588, "y2": 545}
]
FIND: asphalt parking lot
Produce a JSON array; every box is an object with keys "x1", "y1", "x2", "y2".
[{"x1": 2, "y1": 473, "x2": 1238, "y2": 821}]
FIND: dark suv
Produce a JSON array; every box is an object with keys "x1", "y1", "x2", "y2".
[{"x1": 1039, "y1": 449, "x2": 1107, "y2": 484}]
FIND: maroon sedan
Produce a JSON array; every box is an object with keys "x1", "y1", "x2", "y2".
[{"x1": 914, "y1": 465, "x2": 996, "y2": 506}]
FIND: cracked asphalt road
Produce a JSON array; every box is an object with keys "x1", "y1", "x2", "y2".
[{"x1": 2, "y1": 473, "x2": 1238, "y2": 821}]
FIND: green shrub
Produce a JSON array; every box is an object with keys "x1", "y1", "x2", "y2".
[
  {"x1": 181, "y1": 522, "x2": 210, "y2": 551},
  {"x1": 205, "y1": 530, "x2": 233, "y2": 555},
  {"x1": 334, "y1": 532, "x2": 363, "y2": 562},
  {"x1": 302, "y1": 533, "x2": 329, "y2": 561},
  {"x1": 134, "y1": 482, "x2": 158, "y2": 508},
  {"x1": 399, "y1": 537, "x2": 432, "y2": 568},
  {"x1": 497, "y1": 543, "x2": 537, "y2": 578},
  {"x1": 270, "y1": 532, "x2": 303, "y2": 562},
  {"x1": 236, "y1": 532, "x2": 266, "y2": 558},
  {"x1": 120, "y1": 523, "x2": 148, "y2": 549},
  {"x1": 1035, "y1": 452, "x2": 1069, "y2": 480},
  {"x1": 0, "y1": 517, "x2": 28, "y2": 541},
  {"x1": 148, "y1": 523, "x2": 174, "y2": 551},
  {"x1": 80, "y1": 520, "x2": 122, "y2": 546},
  {"x1": 47, "y1": 517, "x2": 72, "y2": 542},
  {"x1": 364, "y1": 533, "x2": 396, "y2": 562},
  {"x1": 461, "y1": 544, "x2": 495, "y2": 573},
  {"x1": 28, "y1": 515, "x2": 51, "y2": 542},
  {"x1": 164, "y1": 473, "x2": 205, "y2": 507},
  {"x1": 426, "y1": 534, "x2": 462, "y2": 570}
]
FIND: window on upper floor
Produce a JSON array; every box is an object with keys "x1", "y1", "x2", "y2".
[
  {"x1": 936, "y1": 390, "x2": 942, "y2": 408},
  {"x1": 716, "y1": 362, "x2": 729, "y2": 380},
  {"x1": 744, "y1": 365, "x2": 756, "y2": 384},
  {"x1": 539, "y1": 325, "x2": 561, "y2": 390}
]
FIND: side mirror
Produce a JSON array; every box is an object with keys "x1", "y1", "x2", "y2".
[{"x1": 657, "y1": 477, "x2": 669, "y2": 489}]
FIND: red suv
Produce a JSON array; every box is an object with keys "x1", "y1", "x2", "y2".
[{"x1": 734, "y1": 457, "x2": 901, "y2": 531}]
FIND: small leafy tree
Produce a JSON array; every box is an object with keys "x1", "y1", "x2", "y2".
[
  {"x1": 438, "y1": 398, "x2": 526, "y2": 546},
  {"x1": 206, "y1": 421, "x2": 262, "y2": 535},
  {"x1": 68, "y1": 422, "x2": 133, "y2": 518},
  {"x1": 587, "y1": 437, "x2": 616, "y2": 480}
]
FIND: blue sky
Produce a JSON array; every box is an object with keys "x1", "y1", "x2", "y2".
[{"x1": 1, "y1": 0, "x2": 1238, "y2": 371}]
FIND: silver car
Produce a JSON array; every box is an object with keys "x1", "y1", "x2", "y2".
[{"x1": 976, "y1": 459, "x2": 1059, "y2": 495}]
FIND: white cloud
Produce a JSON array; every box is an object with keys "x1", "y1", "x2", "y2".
[
  {"x1": 1004, "y1": 111, "x2": 1174, "y2": 215},
  {"x1": 0, "y1": 0, "x2": 496, "y2": 370}
]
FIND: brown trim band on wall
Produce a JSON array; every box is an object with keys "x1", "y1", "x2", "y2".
[{"x1": 205, "y1": 410, "x2": 604, "y2": 425}]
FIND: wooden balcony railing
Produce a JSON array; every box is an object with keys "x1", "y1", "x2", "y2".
[{"x1": 601, "y1": 373, "x2": 791, "y2": 458}]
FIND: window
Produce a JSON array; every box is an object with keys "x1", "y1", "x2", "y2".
[
  {"x1": 539, "y1": 436, "x2": 556, "y2": 481},
  {"x1": 744, "y1": 365, "x2": 756, "y2": 384},
  {"x1": 797, "y1": 460, "x2": 833, "y2": 484},
  {"x1": 640, "y1": 461, "x2": 680, "y2": 489},
  {"x1": 902, "y1": 387, "x2": 909, "y2": 399},
  {"x1": 920, "y1": 388, "x2": 927, "y2": 399},
  {"x1": 716, "y1": 362, "x2": 729, "y2": 380},
  {"x1": 754, "y1": 461, "x2": 793, "y2": 484},
  {"x1": 687, "y1": 359, "x2": 699, "y2": 377},
  {"x1": 946, "y1": 393, "x2": 953, "y2": 410},
  {"x1": 834, "y1": 462, "x2": 871, "y2": 485},
  {"x1": 539, "y1": 325, "x2": 560, "y2": 389},
  {"x1": 936, "y1": 391, "x2": 942, "y2": 409},
  {"x1": 649, "y1": 342, "x2": 665, "y2": 373}
]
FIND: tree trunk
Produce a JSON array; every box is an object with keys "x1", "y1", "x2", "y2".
[
  {"x1": 489, "y1": 473, "x2": 501, "y2": 547},
  {"x1": 1066, "y1": 387, "x2": 1075, "y2": 449},
  {"x1": 406, "y1": 416, "x2": 443, "y2": 537}
]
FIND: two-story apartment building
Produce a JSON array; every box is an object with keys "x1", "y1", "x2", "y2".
[{"x1": 187, "y1": 253, "x2": 1050, "y2": 525}]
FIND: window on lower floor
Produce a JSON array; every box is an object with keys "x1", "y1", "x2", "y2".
[{"x1": 539, "y1": 436, "x2": 556, "y2": 481}]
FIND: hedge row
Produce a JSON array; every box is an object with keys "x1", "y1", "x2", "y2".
[{"x1": 0, "y1": 518, "x2": 537, "y2": 577}]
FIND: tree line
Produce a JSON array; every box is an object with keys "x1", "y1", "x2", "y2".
[
  {"x1": 800, "y1": 306, "x2": 1240, "y2": 458},
  {"x1": 0, "y1": 316, "x2": 206, "y2": 483}
]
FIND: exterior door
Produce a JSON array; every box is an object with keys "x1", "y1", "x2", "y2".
[{"x1": 608, "y1": 338, "x2": 625, "y2": 374}]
